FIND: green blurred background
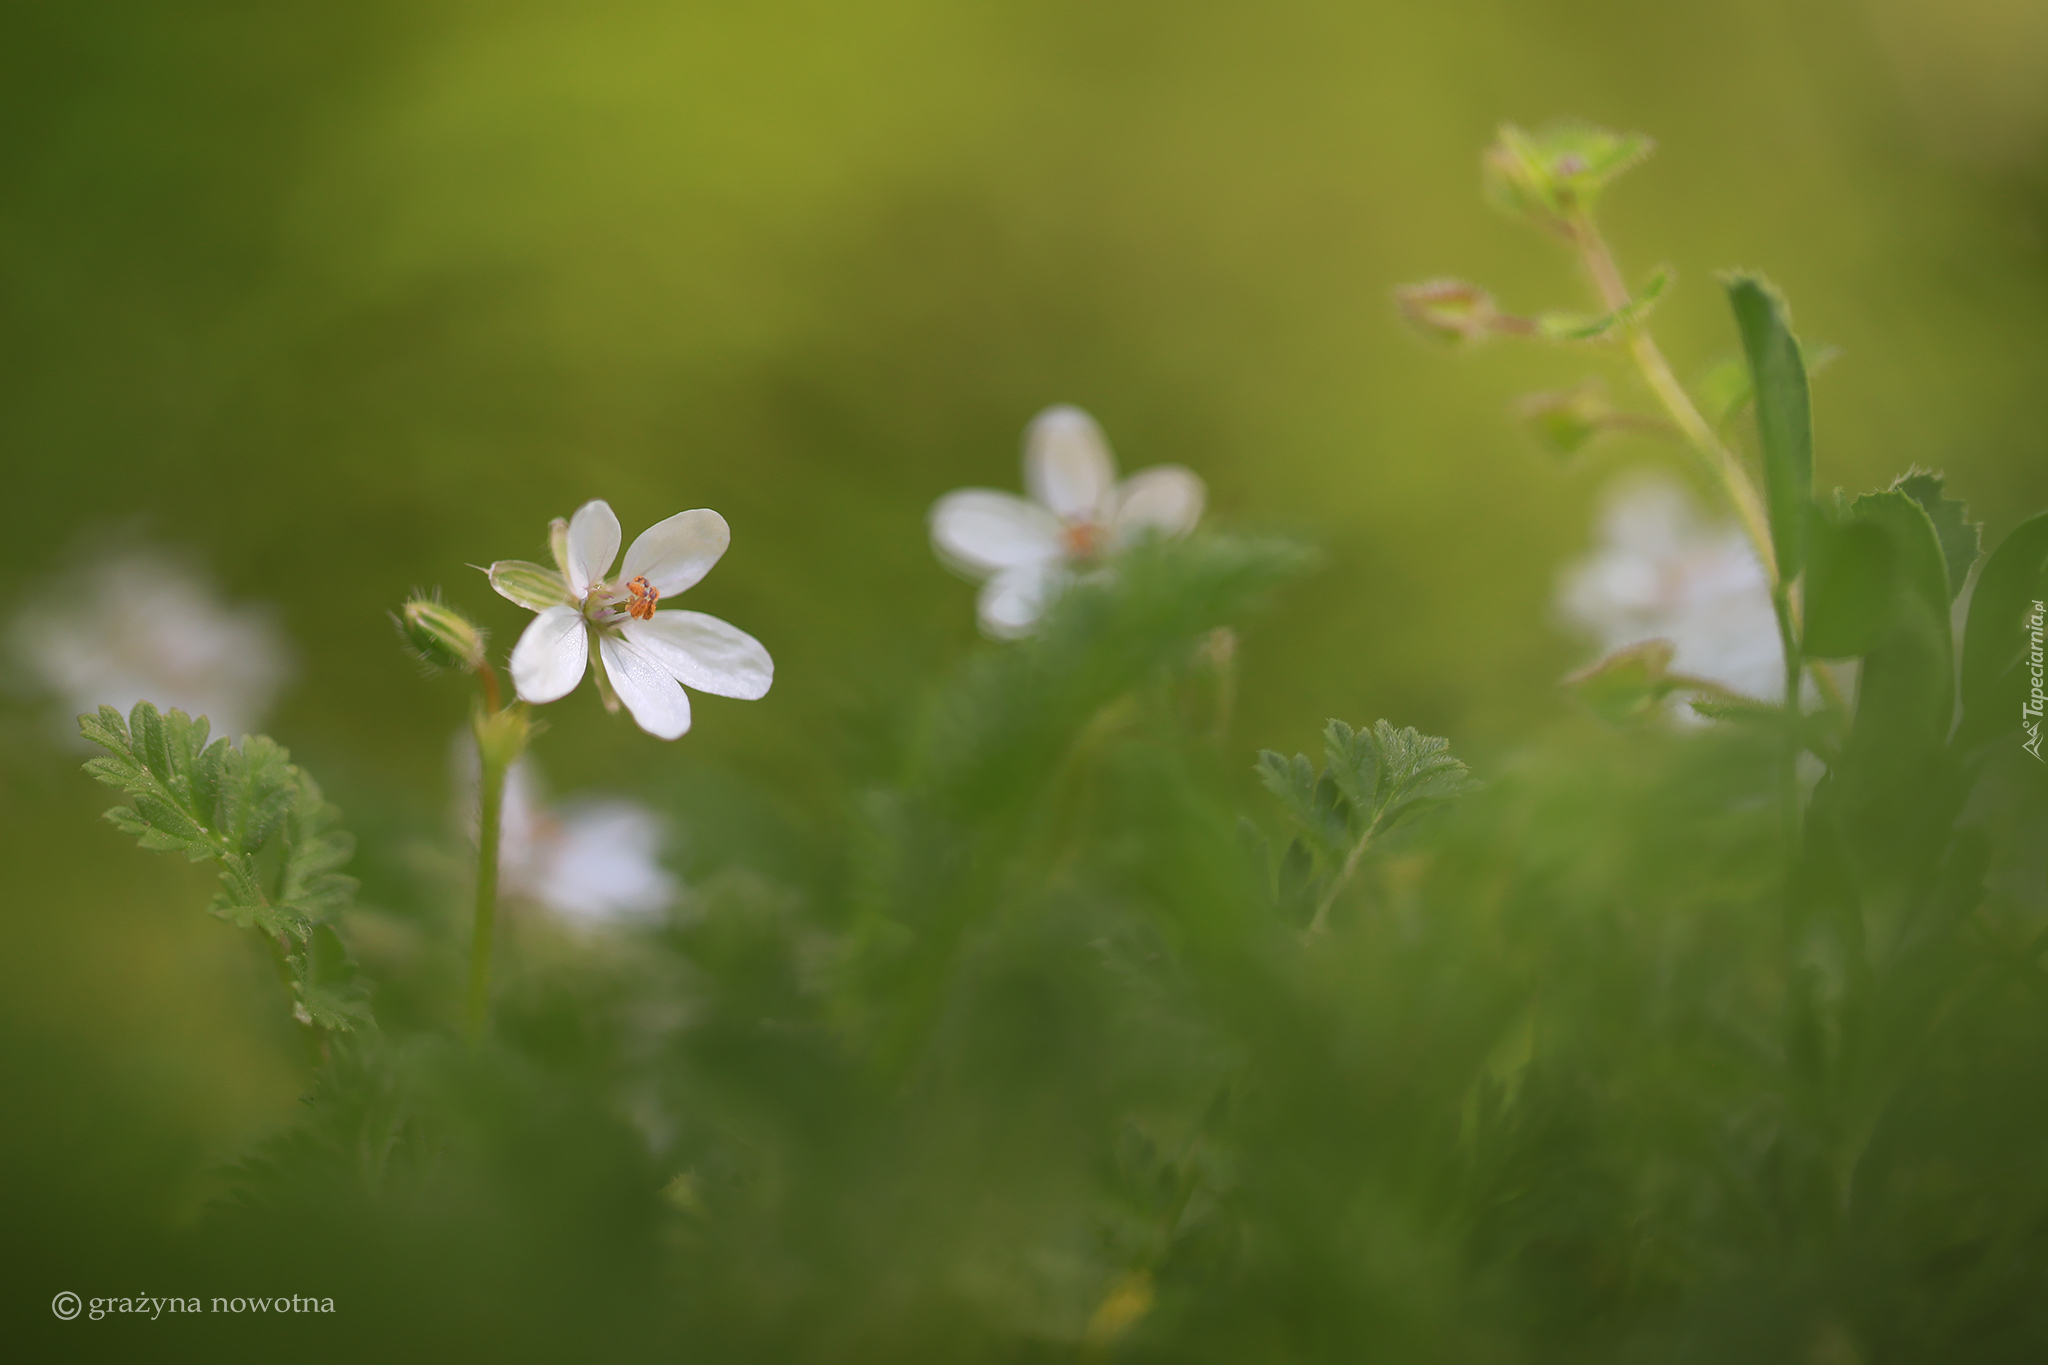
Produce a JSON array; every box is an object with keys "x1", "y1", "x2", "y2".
[{"x1": 2, "y1": 0, "x2": 2045, "y2": 1283}]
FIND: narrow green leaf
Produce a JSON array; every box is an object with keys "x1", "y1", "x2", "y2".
[{"x1": 1725, "y1": 274, "x2": 1812, "y2": 580}]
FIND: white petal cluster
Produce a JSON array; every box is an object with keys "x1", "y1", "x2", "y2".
[
  {"x1": 1559, "y1": 475, "x2": 1785, "y2": 703},
  {"x1": 498, "y1": 761, "x2": 676, "y2": 925},
  {"x1": 928, "y1": 405, "x2": 1206, "y2": 637},
  {"x1": 493, "y1": 500, "x2": 772, "y2": 740},
  {"x1": 10, "y1": 549, "x2": 292, "y2": 741}
]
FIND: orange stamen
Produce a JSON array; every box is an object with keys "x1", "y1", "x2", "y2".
[
  {"x1": 1063, "y1": 521, "x2": 1105, "y2": 559},
  {"x1": 626, "y1": 575, "x2": 659, "y2": 620}
]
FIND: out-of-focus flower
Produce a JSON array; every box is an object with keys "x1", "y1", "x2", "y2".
[
  {"x1": 489, "y1": 499, "x2": 772, "y2": 740},
  {"x1": 456, "y1": 742, "x2": 677, "y2": 925},
  {"x1": 500, "y1": 762, "x2": 676, "y2": 925},
  {"x1": 1559, "y1": 476, "x2": 1784, "y2": 704},
  {"x1": 928, "y1": 405, "x2": 1206, "y2": 638},
  {"x1": 10, "y1": 549, "x2": 292, "y2": 740}
]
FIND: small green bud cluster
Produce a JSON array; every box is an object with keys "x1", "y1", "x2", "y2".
[
  {"x1": 1481, "y1": 121, "x2": 1653, "y2": 235},
  {"x1": 397, "y1": 595, "x2": 488, "y2": 674},
  {"x1": 1394, "y1": 118, "x2": 1668, "y2": 461}
]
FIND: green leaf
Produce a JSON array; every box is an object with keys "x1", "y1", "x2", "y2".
[
  {"x1": 1803, "y1": 503, "x2": 1893, "y2": 659},
  {"x1": 287, "y1": 925, "x2": 373, "y2": 1032},
  {"x1": 1957, "y1": 510, "x2": 2048, "y2": 749},
  {"x1": 78, "y1": 702, "x2": 370, "y2": 1032},
  {"x1": 1696, "y1": 343, "x2": 1839, "y2": 432},
  {"x1": 1838, "y1": 490, "x2": 1956, "y2": 762},
  {"x1": 1725, "y1": 274, "x2": 1812, "y2": 580},
  {"x1": 1893, "y1": 470, "x2": 1981, "y2": 603},
  {"x1": 1256, "y1": 749, "x2": 1344, "y2": 860},
  {"x1": 1535, "y1": 267, "x2": 1671, "y2": 342}
]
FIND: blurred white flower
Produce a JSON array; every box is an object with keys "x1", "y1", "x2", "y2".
[
  {"x1": 929, "y1": 405, "x2": 1206, "y2": 638},
  {"x1": 10, "y1": 548, "x2": 292, "y2": 740},
  {"x1": 500, "y1": 762, "x2": 677, "y2": 925},
  {"x1": 456, "y1": 742, "x2": 678, "y2": 926},
  {"x1": 489, "y1": 499, "x2": 772, "y2": 741},
  {"x1": 1559, "y1": 475, "x2": 1785, "y2": 704}
]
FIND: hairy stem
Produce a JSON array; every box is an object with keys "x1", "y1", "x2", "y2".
[
  {"x1": 466, "y1": 742, "x2": 507, "y2": 1044},
  {"x1": 1307, "y1": 813, "x2": 1382, "y2": 937},
  {"x1": 1568, "y1": 213, "x2": 1848, "y2": 718}
]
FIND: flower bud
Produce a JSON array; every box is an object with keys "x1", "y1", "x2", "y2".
[
  {"x1": 1482, "y1": 121, "x2": 1653, "y2": 233},
  {"x1": 548, "y1": 517, "x2": 572, "y2": 580},
  {"x1": 1394, "y1": 279, "x2": 1521, "y2": 346},
  {"x1": 397, "y1": 596, "x2": 488, "y2": 673}
]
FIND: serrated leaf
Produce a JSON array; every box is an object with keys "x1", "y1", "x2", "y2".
[
  {"x1": 1725, "y1": 274, "x2": 1812, "y2": 580},
  {"x1": 130, "y1": 700, "x2": 173, "y2": 787},
  {"x1": 1893, "y1": 470, "x2": 1980, "y2": 603},
  {"x1": 1320, "y1": 719, "x2": 1378, "y2": 819},
  {"x1": 79, "y1": 700, "x2": 370, "y2": 1034},
  {"x1": 290, "y1": 926, "x2": 374, "y2": 1032}
]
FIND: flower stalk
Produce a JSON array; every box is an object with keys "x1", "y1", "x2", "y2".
[
  {"x1": 466, "y1": 673, "x2": 531, "y2": 1043},
  {"x1": 1565, "y1": 211, "x2": 1847, "y2": 721}
]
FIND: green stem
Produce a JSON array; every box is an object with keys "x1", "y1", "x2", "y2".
[
  {"x1": 1307, "y1": 813, "x2": 1382, "y2": 938},
  {"x1": 466, "y1": 740, "x2": 508, "y2": 1043},
  {"x1": 1772, "y1": 584, "x2": 1804, "y2": 847},
  {"x1": 1568, "y1": 213, "x2": 1849, "y2": 721}
]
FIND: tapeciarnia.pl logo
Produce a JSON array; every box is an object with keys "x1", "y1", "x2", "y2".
[{"x1": 2024, "y1": 599, "x2": 2045, "y2": 763}]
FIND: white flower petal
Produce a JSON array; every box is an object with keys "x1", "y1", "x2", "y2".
[
  {"x1": 1024, "y1": 405, "x2": 1117, "y2": 522},
  {"x1": 624, "y1": 610, "x2": 773, "y2": 700},
  {"x1": 1112, "y1": 465, "x2": 1206, "y2": 541},
  {"x1": 929, "y1": 489, "x2": 1065, "y2": 576},
  {"x1": 977, "y1": 561, "x2": 1063, "y2": 639},
  {"x1": 598, "y1": 633, "x2": 692, "y2": 739},
  {"x1": 564, "y1": 500, "x2": 622, "y2": 597},
  {"x1": 509, "y1": 606, "x2": 589, "y2": 703},
  {"x1": 531, "y1": 799, "x2": 676, "y2": 923},
  {"x1": 620, "y1": 508, "x2": 731, "y2": 597}
]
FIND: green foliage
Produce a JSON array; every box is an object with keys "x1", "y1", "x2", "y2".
[
  {"x1": 80, "y1": 701, "x2": 372, "y2": 1033},
  {"x1": 1895, "y1": 469, "x2": 1981, "y2": 602},
  {"x1": 1957, "y1": 510, "x2": 2048, "y2": 748},
  {"x1": 1256, "y1": 717, "x2": 1475, "y2": 924},
  {"x1": 1725, "y1": 272, "x2": 1813, "y2": 579}
]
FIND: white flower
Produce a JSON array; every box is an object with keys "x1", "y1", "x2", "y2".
[
  {"x1": 928, "y1": 404, "x2": 1206, "y2": 637},
  {"x1": 1559, "y1": 475, "x2": 1785, "y2": 703},
  {"x1": 10, "y1": 548, "x2": 292, "y2": 741},
  {"x1": 490, "y1": 500, "x2": 772, "y2": 740},
  {"x1": 498, "y1": 761, "x2": 676, "y2": 925}
]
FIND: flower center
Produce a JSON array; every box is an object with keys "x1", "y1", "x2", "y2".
[
  {"x1": 1062, "y1": 521, "x2": 1106, "y2": 560},
  {"x1": 625, "y1": 575, "x2": 659, "y2": 620}
]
